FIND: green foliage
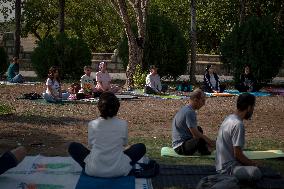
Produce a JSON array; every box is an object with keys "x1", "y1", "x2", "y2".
[
  {"x1": 65, "y1": 0, "x2": 123, "y2": 52},
  {"x1": 133, "y1": 64, "x2": 147, "y2": 88},
  {"x1": 118, "y1": 14, "x2": 188, "y2": 79},
  {"x1": 0, "y1": 103, "x2": 14, "y2": 115},
  {"x1": 144, "y1": 14, "x2": 188, "y2": 79},
  {"x1": 220, "y1": 16, "x2": 284, "y2": 83},
  {"x1": 22, "y1": 0, "x2": 59, "y2": 40},
  {"x1": 0, "y1": 47, "x2": 8, "y2": 75},
  {"x1": 21, "y1": 0, "x2": 123, "y2": 52},
  {"x1": 31, "y1": 33, "x2": 92, "y2": 80}
]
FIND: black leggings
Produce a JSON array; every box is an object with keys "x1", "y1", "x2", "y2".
[
  {"x1": 174, "y1": 126, "x2": 211, "y2": 155},
  {"x1": 68, "y1": 142, "x2": 146, "y2": 168},
  {"x1": 0, "y1": 151, "x2": 18, "y2": 175}
]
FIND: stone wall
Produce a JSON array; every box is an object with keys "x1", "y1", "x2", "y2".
[{"x1": 12, "y1": 52, "x2": 284, "y2": 77}]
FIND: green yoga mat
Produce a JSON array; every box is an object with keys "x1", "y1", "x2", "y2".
[{"x1": 161, "y1": 147, "x2": 284, "y2": 160}]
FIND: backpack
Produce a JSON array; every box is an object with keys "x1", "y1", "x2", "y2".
[
  {"x1": 132, "y1": 160, "x2": 160, "y2": 178},
  {"x1": 18, "y1": 92, "x2": 42, "y2": 100},
  {"x1": 196, "y1": 174, "x2": 239, "y2": 189}
]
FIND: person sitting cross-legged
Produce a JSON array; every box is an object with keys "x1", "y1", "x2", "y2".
[
  {"x1": 144, "y1": 65, "x2": 167, "y2": 95},
  {"x1": 203, "y1": 64, "x2": 225, "y2": 93},
  {"x1": 172, "y1": 89, "x2": 215, "y2": 156},
  {"x1": 68, "y1": 92, "x2": 146, "y2": 177},
  {"x1": 216, "y1": 93, "x2": 262, "y2": 182},
  {"x1": 6, "y1": 57, "x2": 25, "y2": 83}
]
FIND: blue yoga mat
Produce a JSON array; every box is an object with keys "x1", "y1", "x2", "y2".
[
  {"x1": 224, "y1": 90, "x2": 271, "y2": 97},
  {"x1": 75, "y1": 172, "x2": 135, "y2": 189}
]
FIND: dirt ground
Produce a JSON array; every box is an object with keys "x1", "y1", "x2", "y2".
[{"x1": 0, "y1": 83, "x2": 284, "y2": 156}]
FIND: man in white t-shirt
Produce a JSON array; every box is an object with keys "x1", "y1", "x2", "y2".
[{"x1": 216, "y1": 93, "x2": 262, "y2": 181}]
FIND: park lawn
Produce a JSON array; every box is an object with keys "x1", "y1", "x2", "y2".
[{"x1": 129, "y1": 137, "x2": 284, "y2": 173}]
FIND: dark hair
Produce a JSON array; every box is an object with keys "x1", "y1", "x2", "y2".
[
  {"x1": 48, "y1": 66, "x2": 60, "y2": 83},
  {"x1": 205, "y1": 64, "x2": 212, "y2": 71},
  {"x1": 149, "y1": 65, "x2": 157, "y2": 70},
  {"x1": 244, "y1": 64, "x2": 251, "y2": 71},
  {"x1": 237, "y1": 93, "x2": 256, "y2": 111},
  {"x1": 98, "y1": 92, "x2": 120, "y2": 119}
]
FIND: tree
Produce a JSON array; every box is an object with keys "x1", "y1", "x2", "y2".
[
  {"x1": 109, "y1": 0, "x2": 149, "y2": 90},
  {"x1": 189, "y1": 0, "x2": 197, "y2": 84},
  {"x1": 221, "y1": 16, "x2": 283, "y2": 83},
  {"x1": 21, "y1": 0, "x2": 59, "y2": 41},
  {"x1": 59, "y1": 0, "x2": 65, "y2": 33},
  {"x1": 14, "y1": 0, "x2": 21, "y2": 58}
]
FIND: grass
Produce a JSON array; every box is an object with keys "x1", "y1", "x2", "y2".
[
  {"x1": 129, "y1": 136, "x2": 284, "y2": 173},
  {"x1": 0, "y1": 102, "x2": 14, "y2": 115}
]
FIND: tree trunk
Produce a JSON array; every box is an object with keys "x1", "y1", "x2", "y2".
[
  {"x1": 239, "y1": 0, "x2": 246, "y2": 26},
  {"x1": 110, "y1": 0, "x2": 148, "y2": 90},
  {"x1": 59, "y1": 0, "x2": 65, "y2": 33},
  {"x1": 14, "y1": 0, "x2": 21, "y2": 58},
  {"x1": 189, "y1": 0, "x2": 197, "y2": 84}
]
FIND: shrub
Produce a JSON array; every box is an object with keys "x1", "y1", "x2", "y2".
[
  {"x1": 31, "y1": 33, "x2": 92, "y2": 80},
  {"x1": 0, "y1": 103, "x2": 14, "y2": 115},
  {"x1": 220, "y1": 16, "x2": 284, "y2": 83},
  {"x1": 118, "y1": 14, "x2": 188, "y2": 80},
  {"x1": 133, "y1": 64, "x2": 147, "y2": 88},
  {"x1": 0, "y1": 47, "x2": 8, "y2": 76}
]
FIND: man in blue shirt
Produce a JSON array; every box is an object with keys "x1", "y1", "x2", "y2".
[{"x1": 172, "y1": 88, "x2": 215, "y2": 155}]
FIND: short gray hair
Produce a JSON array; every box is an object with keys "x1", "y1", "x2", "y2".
[{"x1": 189, "y1": 88, "x2": 205, "y2": 100}]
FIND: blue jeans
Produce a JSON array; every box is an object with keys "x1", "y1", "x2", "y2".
[
  {"x1": 10, "y1": 74, "x2": 24, "y2": 83},
  {"x1": 43, "y1": 92, "x2": 70, "y2": 103}
]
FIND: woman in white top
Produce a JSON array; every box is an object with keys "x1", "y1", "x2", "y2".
[
  {"x1": 43, "y1": 66, "x2": 69, "y2": 102},
  {"x1": 95, "y1": 62, "x2": 120, "y2": 94},
  {"x1": 68, "y1": 92, "x2": 146, "y2": 177},
  {"x1": 144, "y1": 65, "x2": 167, "y2": 94}
]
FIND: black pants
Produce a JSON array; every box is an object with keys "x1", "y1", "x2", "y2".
[
  {"x1": 68, "y1": 142, "x2": 146, "y2": 169},
  {"x1": 144, "y1": 85, "x2": 168, "y2": 94},
  {"x1": 235, "y1": 84, "x2": 262, "y2": 92},
  {"x1": 174, "y1": 126, "x2": 211, "y2": 155},
  {"x1": 0, "y1": 151, "x2": 18, "y2": 175}
]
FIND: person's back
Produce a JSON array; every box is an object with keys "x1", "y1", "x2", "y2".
[
  {"x1": 85, "y1": 117, "x2": 131, "y2": 177},
  {"x1": 68, "y1": 92, "x2": 146, "y2": 178}
]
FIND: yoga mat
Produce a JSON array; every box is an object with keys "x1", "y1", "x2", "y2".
[
  {"x1": 224, "y1": 89, "x2": 271, "y2": 97},
  {"x1": 115, "y1": 94, "x2": 139, "y2": 100},
  {"x1": 0, "y1": 155, "x2": 82, "y2": 189},
  {"x1": 75, "y1": 173, "x2": 135, "y2": 189},
  {"x1": 0, "y1": 81, "x2": 42, "y2": 85},
  {"x1": 131, "y1": 89, "x2": 187, "y2": 100},
  {"x1": 205, "y1": 92, "x2": 236, "y2": 97},
  {"x1": 161, "y1": 147, "x2": 284, "y2": 160},
  {"x1": 161, "y1": 147, "x2": 214, "y2": 158},
  {"x1": 0, "y1": 155, "x2": 152, "y2": 189}
]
